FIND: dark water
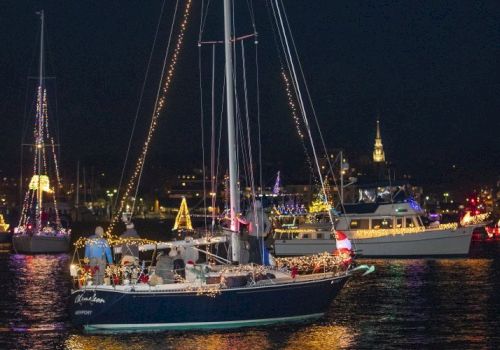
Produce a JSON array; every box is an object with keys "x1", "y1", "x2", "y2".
[{"x1": 0, "y1": 237, "x2": 499, "y2": 349}]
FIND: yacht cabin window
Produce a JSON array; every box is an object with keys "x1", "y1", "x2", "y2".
[
  {"x1": 349, "y1": 219, "x2": 370, "y2": 230},
  {"x1": 396, "y1": 217, "x2": 403, "y2": 228},
  {"x1": 371, "y1": 218, "x2": 393, "y2": 230},
  {"x1": 405, "y1": 217, "x2": 418, "y2": 228}
]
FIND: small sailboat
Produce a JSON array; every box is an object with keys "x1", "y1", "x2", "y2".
[
  {"x1": 69, "y1": 0, "x2": 371, "y2": 332},
  {"x1": 12, "y1": 10, "x2": 70, "y2": 254}
]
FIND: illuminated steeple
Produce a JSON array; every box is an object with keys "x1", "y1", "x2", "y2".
[{"x1": 373, "y1": 119, "x2": 385, "y2": 163}]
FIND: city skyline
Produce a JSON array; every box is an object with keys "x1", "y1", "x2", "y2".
[{"x1": 0, "y1": 1, "x2": 498, "y2": 190}]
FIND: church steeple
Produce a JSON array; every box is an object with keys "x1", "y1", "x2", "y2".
[{"x1": 373, "y1": 119, "x2": 385, "y2": 163}]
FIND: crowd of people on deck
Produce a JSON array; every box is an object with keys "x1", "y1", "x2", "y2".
[
  {"x1": 83, "y1": 221, "x2": 206, "y2": 285},
  {"x1": 82, "y1": 201, "x2": 275, "y2": 285}
]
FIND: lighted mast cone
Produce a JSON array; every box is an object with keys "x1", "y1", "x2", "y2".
[{"x1": 173, "y1": 197, "x2": 193, "y2": 231}]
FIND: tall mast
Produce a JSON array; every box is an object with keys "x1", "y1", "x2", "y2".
[
  {"x1": 223, "y1": 0, "x2": 240, "y2": 262},
  {"x1": 36, "y1": 10, "x2": 45, "y2": 230}
]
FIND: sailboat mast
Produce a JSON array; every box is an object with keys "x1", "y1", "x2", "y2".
[
  {"x1": 223, "y1": 0, "x2": 240, "y2": 262},
  {"x1": 36, "y1": 10, "x2": 45, "y2": 230}
]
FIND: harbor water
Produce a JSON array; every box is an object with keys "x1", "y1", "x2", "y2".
[{"x1": 0, "y1": 236, "x2": 499, "y2": 349}]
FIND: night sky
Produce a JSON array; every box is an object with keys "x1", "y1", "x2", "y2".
[{"x1": 0, "y1": 1, "x2": 498, "y2": 191}]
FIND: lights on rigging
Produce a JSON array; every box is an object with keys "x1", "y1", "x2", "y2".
[{"x1": 106, "y1": 0, "x2": 193, "y2": 238}]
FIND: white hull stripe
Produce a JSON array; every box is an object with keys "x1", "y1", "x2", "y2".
[{"x1": 84, "y1": 313, "x2": 324, "y2": 331}]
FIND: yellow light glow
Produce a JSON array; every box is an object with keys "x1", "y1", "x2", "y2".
[
  {"x1": 173, "y1": 197, "x2": 193, "y2": 231},
  {"x1": 28, "y1": 175, "x2": 52, "y2": 192}
]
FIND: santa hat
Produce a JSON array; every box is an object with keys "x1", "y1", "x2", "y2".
[{"x1": 335, "y1": 230, "x2": 352, "y2": 251}]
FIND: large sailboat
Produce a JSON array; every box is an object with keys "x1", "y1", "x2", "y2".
[
  {"x1": 69, "y1": 0, "x2": 371, "y2": 332},
  {"x1": 13, "y1": 11, "x2": 70, "y2": 254}
]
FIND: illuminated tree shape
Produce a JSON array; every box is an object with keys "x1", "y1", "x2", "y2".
[
  {"x1": 0, "y1": 214, "x2": 9, "y2": 232},
  {"x1": 308, "y1": 198, "x2": 331, "y2": 214},
  {"x1": 173, "y1": 197, "x2": 193, "y2": 231}
]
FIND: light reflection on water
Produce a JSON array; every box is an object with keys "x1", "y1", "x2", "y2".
[
  {"x1": 64, "y1": 324, "x2": 354, "y2": 350},
  {"x1": 0, "y1": 241, "x2": 499, "y2": 349}
]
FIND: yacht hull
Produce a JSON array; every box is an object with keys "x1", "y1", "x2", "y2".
[
  {"x1": 70, "y1": 275, "x2": 349, "y2": 332},
  {"x1": 274, "y1": 226, "x2": 474, "y2": 257},
  {"x1": 12, "y1": 234, "x2": 70, "y2": 254}
]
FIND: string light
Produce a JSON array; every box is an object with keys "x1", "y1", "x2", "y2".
[
  {"x1": 106, "y1": 0, "x2": 193, "y2": 238},
  {"x1": 275, "y1": 253, "x2": 348, "y2": 274},
  {"x1": 281, "y1": 69, "x2": 315, "y2": 174},
  {"x1": 17, "y1": 85, "x2": 65, "y2": 234},
  {"x1": 352, "y1": 223, "x2": 458, "y2": 239}
]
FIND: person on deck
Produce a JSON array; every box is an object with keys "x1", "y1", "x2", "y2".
[
  {"x1": 119, "y1": 222, "x2": 141, "y2": 265},
  {"x1": 245, "y1": 200, "x2": 271, "y2": 264},
  {"x1": 84, "y1": 226, "x2": 113, "y2": 285}
]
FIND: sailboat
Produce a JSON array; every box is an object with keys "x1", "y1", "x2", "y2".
[
  {"x1": 69, "y1": 1, "x2": 371, "y2": 332},
  {"x1": 12, "y1": 11, "x2": 70, "y2": 254}
]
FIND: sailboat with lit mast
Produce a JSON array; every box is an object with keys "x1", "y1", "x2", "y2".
[
  {"x1": 12, "y1": 10, "x2": 70, "y2": 254},
  {"x1": 69, "y1": 0, "x2": 372, "y2": 332}
]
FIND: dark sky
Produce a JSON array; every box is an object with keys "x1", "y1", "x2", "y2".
[{"x1": 0, "y1": 1, "x2": 498, "y2": 191}]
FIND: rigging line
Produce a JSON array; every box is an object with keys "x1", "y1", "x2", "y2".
[
  {"x1": 198, "y1": 0, "x2": 204, "y2": 42},
  {"x1": 131, "y1": 0, "x2": 183, "y2": 217},
  {"x1": 233, "y1": 44, "x2": 249, "y2": 192},
  {"x1": 19, "y1": 78, "x2": 33, "y2": 206},
  {"x1": 271, "y1": 1, "x2": 314, "y2": 174},
  {"x1": 114, "y1": 0, "x2": 171, "y2": 213},
  {"x1": 198, "y1": 44, "x2": 208, "y2": 230},
  {"x1": 254, "y1": 31, "x2": 263, "y2": 198},
  {"x1": 236, "y1": 106, "x2": 249, "y2": 191},
  {"x1": 241, "y1": 41, "x2": 262, "y2": 259},
  {"x1": 198, "y1": 0, "x2": 212, "y2": 43},
  {"x1": 231, "y1": 0, "x2": 242, "y2": 194},
  {"x1": 279, "y1": 1, "x2": 347, "y2": 217},
  {"x1": 216, "y1": 79, "x2": 226, "y2": 211},
  {"x1": 241, "y1": 41, "x2": 255, "y2": 200},
  {"x1": 246, "y1": 0, "x2": 257, "y2": 33},
  {"x1": 273, "y1": 0, "x2": 333, "y2": 225},
  {"x1": 267, "y1": 1, "x2": 314, "y2": 178},
  {"x1": 109, "y1": 0, "x2": 191, "y2": 235},
  {"x1": 211, "y1": 44, "x2": 216, "y2": 230}
]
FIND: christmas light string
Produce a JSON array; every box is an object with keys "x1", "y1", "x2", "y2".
[
  {"x1": 105, "y1": 0, "x2": 193, "y2": 238},
  {"x1": 281, "y1": 69, "x2": 314, "y2": 173}
]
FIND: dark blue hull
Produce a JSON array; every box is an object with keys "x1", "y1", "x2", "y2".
[{"x1": 70, "y1": 275, "x2": 349, "y2": 332}]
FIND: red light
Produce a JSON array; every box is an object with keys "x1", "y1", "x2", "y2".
[{"x1": 475, "y1": 210, "x2": 480, "y2": 215}]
